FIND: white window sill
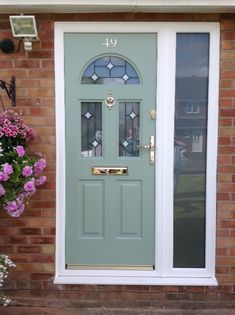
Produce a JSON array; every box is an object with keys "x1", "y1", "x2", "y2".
[{"x1": 54, "y1": 275, "x2": 218, "y2": 286}]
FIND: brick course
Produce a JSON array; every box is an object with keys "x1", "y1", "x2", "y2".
[{"x1": 0, "y1": 12, "x2": 235, "y2": 311}]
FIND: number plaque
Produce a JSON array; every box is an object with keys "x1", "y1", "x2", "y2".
[{"x1": 102, "y1": 37, "x2": 117, "y2": 48}]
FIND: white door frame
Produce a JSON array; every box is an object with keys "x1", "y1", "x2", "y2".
[{"x1": 54, "y1": 22, "x2": 219, "y2": 286}]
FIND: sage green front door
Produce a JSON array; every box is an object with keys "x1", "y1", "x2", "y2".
[{"x1": 64, "y1": 33, "x2": 157, "y2": 269}]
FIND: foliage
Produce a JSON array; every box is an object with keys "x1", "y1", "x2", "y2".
[
  {"x1": 0, "y1": 110, "x2": 35, "y2": 152},
  {"x1": 0, "y1": 255, "x2": 15, "y2": 306},
  {"x1": 0, "y1": 110, "x2": 47, "y2": 305},
  {"x1": 0, "y1": 110, "x2": 46, "y2": 217}
]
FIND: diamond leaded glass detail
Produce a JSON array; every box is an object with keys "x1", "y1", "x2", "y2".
[
  {"x1": 122, "y1": 74, "x2": 130, "y2": 82},
  {"x1": 84, "y1": 111, "x2": 92, "y2": 119},
  {"x1": 122, "y1": 140, "x2": 129, "y2": 148},
  {"x1": 119, "y1": 102, "x2": 140, "y2": 157},
  {"x1": 107, "y1": 62, "x2": 114, "y2": 70},
  {"x1": 81, "y1": 102, "x2": 102, "y2": 157},
  {"x1": 91, "y1": 73, "x2": 98, "y2": 82},
  {"x1": 92, "y1": 140, "x2": 99, "y2": 148},
  {"x1": 129, "y1": 112, "x2": 136, "y2": 120},
  {"x1": 81, "y1": 56, "x2": 140, "y2": 85}
]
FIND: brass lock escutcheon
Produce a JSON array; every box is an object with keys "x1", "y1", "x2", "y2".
[{"x1": 149, "y1": 110, "x2": 157, "y2": 119}]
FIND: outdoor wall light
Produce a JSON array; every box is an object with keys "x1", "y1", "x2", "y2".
[
  {"x1": 9, "y1": 15, "x2": 39, "y2": 51},
  {"x1": 0, "y1": 15, "x2": 39, "y2": 53}
]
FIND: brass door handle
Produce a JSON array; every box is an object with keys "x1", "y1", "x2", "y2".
[
  {"x1": 137, "y1": 144, "x2": 155, "y2": 149},
  {"x1": 137, "y1": 136, "x2": 155, "y2": 165}
]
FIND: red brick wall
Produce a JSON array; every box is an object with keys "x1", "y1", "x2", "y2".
[{"x1": 0, "y1": 12, "x2": 235, "y2": 309}]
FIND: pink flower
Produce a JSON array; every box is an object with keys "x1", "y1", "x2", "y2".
[
  {"x1": 0, "y1": 110, "x2": 35, "y2": 141},
  {"x1": 22, "y1": 166, "x2": 33, "y2": 177},
  {"x1": 2, "y1": 163, "x2": 13, "y2": 175},
  {"x1": 24, "y1": 180, "x2": 36, "y2": 194},
  {"x1": 5, "y1": 200, "x2": 25, "y2": 217},
  {"x1": 0, "y1": 184, "x2": 5, "y2": 196},
  {"x1": 0, "y1": 172, "x2": 9, "y2": 182},
  {"x1": 15, "y1": 146, "x2": 25, "y2": 157},
  {"x1": 34, "y1": 159, "x2": 46, "y2": 175},
  {"x1": 3, "y1": 119, "x2": 10, "y2": 126},
  {"x1": 5, "y1": 201, "x2": 17, "y2": 212},
  {"x1": 35, "y1": 176, "x2": 46, "y2": 187},
  {"x1": 19, "y1": 191, "x2": 30, "y2": 199}
]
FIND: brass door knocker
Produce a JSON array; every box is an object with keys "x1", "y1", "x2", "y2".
[{"x1": 105, "y1": 91, "x2": 115, "y2": 110}]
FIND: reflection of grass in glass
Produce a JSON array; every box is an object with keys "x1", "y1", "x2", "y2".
[
  {"x1": 174, "y1": 174, "x2": 206, "y2": 267},
  {"x1": 174, "y1": 174, "x2": 206, "y2": 218},
  {"x1": 175, "y1": 174, "x2": 205, "y2": 193}
]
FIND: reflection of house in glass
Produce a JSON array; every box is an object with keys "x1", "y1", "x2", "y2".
[{"x1": 175, "y1": 76, "x2": 208, "y2": 172}]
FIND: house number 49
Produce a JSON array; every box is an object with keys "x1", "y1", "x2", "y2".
[{"x1": 102, "y1": 37, "x2": 117, "y2": 48}]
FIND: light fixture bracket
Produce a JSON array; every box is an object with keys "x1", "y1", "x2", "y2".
[{"x1": 0, "y1": 76, "x2": 16, "y2": 107}]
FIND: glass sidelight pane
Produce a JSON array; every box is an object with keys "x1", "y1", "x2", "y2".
[
  {"x1": 173, "y1": 34, "x2": 209, "y2": 268},
  {"x1": 119, "y1": 102, "x2": 140, "y2": 157},
  {"x1": 81, "y1": 102, "x2": 102, "y2": 157}
]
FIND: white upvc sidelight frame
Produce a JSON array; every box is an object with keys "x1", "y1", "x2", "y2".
[{"x1": 54, "y1": 22, "x2": 219, "y2": 286}]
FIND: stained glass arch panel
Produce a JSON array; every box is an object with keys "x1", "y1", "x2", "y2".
[{"x1": 81, "y1": 55, "x2": 140, "y2": 85}]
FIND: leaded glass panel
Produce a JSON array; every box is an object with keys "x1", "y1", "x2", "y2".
[
  {"x1": 81, "y1": 102, "x2": 102, "y2": 157},
  {"x1": 119, "y1": 102, "x2": 140, "y2": 157},
  {"x1": 81, "y1": 56, "x2": 140, "y2": 85}
]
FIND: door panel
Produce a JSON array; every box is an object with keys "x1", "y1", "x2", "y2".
[
  {"x1": 78, "y1": 180, "x2": 104, "y2": 237},
  {"x1": 65, "y1": 33, "x2": 157, "y2": 268},
  {"x1": 118, "y1": 181, "x2": 142, "y2": 237}
]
